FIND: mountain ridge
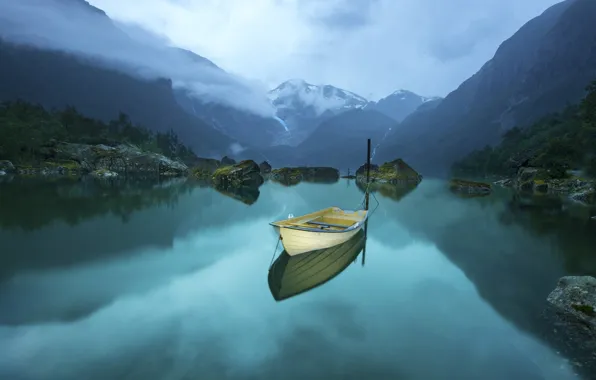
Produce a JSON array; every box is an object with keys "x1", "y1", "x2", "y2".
[{"x1": 375, "y1": 0, "x2": 596, "y2": 176}]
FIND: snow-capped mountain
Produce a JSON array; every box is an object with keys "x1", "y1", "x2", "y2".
[
  {"x1": 365, "y1": 89, "x2": 442, "y2": 122},
  {"x1": 268, "y1": 79, "x2": 368, "y2": 119}
]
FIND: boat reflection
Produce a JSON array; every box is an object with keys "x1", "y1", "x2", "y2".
[{"x1": 268, "y1": 229, "x2": 367, "y2": 302}]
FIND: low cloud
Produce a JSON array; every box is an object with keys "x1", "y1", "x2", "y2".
[
  {"x1": 228, "y1": 142, "x2": 246, "y2": 155},
  {"x1": 0, "y1": 0, "x2": 276, "y2": 117}
]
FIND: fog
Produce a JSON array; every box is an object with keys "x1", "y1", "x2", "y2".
[{"x1": 0, "y1": 0, "x2": 276, "y2": 117}]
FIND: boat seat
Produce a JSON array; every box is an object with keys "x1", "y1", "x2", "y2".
[{"x1": 306, "y1": 221, "x2": 354, "y2": 229}]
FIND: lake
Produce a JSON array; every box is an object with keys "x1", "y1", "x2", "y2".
[{"x1": 1, "y1": 177, "x2": 595, "y2": 380}]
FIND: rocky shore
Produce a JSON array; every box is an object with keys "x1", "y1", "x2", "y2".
[
  {"x1": 494, "y1": 167, "x2": 596, "y2": 205},
  {"x1": 0, "y1": 142, "x2": 188, "y2": 179}
]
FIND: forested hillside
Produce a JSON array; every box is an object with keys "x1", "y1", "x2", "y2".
[{"x1": 452, "y1": 80, "x2": 596, "y2": 178}]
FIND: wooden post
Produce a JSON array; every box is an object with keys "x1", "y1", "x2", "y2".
[
  {"x1": 365, "y1": 138, "x2": 371, "y2": 210},
  {"x1": 366, "y1": 139, "x2": 371, "y2": 183}
]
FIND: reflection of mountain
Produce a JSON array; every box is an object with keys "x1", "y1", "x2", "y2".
[
  {"x1": 0, "y1": 177, "x2": 196, "y2": 231},
  {"x1": 383, "y1": 180, "x2": 596, "y2": 377},
  {"x1": 268, "y1": 229, "x2": 366, "y2": 301},
  {"x1": 0, "y1": 178, "x2": 278, "y2": 281}
]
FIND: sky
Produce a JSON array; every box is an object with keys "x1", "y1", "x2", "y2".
[{"x1": 88, "y1": 0, "x2": 562, "y2": 100}]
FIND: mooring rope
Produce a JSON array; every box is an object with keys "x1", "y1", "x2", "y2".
[{"x1": 269, "y1": 235, "x2": 282, "y2": 269}]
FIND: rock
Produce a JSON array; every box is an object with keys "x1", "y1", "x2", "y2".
[
  {"x1": 221, "y1": 156, "x2": 236, "y2": 166},
  {"x1": 0, "y1": 160, "x2": 15, "y2": 173},
  {"x1": 270, "y1": 166, "x2": 340, "y2": 185},
  {"x1": 542, "y1": 277, "x2": 596, "y2": 376},
  {"x1": 212, "y1": 160, "x2": 264, "y2": 188},
  {"x1": 356, "y1": 159, "x2": 422, "y2": 184},
  {"x1": 570, "y1": 188, "x2": 596, "y2": 205},
  {"x1": 259, "y1": 161, "x2": 272, "y2": 174},
  {"x1": 494, "y1": 178, "x2": 513, "y2": 187},
  {"x1": 548, "y1": 276, "x2": 596, "y2": 322},
  {"x1": 448, "y1": 179, "x2": 491, "y2": 196},
  {"x1": 90, "y1": 169, "x2": 118, "y2": 178}
]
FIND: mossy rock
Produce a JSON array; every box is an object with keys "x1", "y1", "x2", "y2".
[
  {"x1": 572, "y1": 304, "x2": 595, "y2": 316},
  {"x1": 449, "y1": 178, "x2": 491, "y2": 195},
  {"x1": 42, "y1": 159, "x2": 82, "y2": 171}
]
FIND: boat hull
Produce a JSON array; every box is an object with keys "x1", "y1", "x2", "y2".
[{"x1": 277, "y1": 225, "x2": 363, "y2": 256}]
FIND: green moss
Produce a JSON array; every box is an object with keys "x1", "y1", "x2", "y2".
[
  {"x1": 449, "y1": 178, "x2": 491, "y2": 188},
  {"x1": 571, "y1": 303, "x2": 595, "y2": 316},
  {"x1": 272, "y1": 167, "x2": 302, "y2": 178},
  {"x1": 212, "y1": 165, "x2": 235, "y2": 178},
  {"x1": 42, "y1": 159, "x2": 81, "y2": 170}
]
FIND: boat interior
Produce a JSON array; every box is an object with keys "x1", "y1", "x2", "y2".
[{"x1": 273, "y1": 208, "x2": 367, "y2": 231}]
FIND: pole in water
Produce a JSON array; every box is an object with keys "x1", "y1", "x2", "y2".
[
  {"x1": 366, "y1": 138, "x2": 371, "y2": 183},
  {"x1": 365, "y1": 138, "x2": 371, "y2": 210}
]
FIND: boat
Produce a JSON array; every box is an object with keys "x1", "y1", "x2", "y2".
[
  {"x1": 268, "y1": 229, "x2": 367, "y2": 301},
  {"x1": 269, "y1": 207, "x2": 368, "y2": 256}
]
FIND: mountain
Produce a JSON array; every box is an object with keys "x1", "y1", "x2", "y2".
[
  {"x1": 244, "y1": 109, "x2": 396, "y2": 170},
  {"x1": 375, "y1": 0, "x2": 596, "y2": 177},
  {"x1": 268, "y1": 79, "x2": 369, "y2": 146},
  {"x1": 366, "y1": 90, "x2": 441, "y2": 122},
  {"x1": 0, "y1": 0, "x2": 286, "y2": 155},
  {"x1": 0, "y1": 39, "x2": 232, "y2": 156}
]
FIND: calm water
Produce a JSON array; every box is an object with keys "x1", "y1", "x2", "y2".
[{"x1": 1, "y1": 177, "x2": 595, "y2": 380}]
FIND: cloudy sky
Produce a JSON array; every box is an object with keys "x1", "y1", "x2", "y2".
[{"x1": 89, "y1": 0, "x2": 561, "y2": 100}]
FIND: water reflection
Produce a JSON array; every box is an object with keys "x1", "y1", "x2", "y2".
[
  {"x1": 268, "y1": 230, "x2": 367, "y2": 301},
  {"x1": 0, "y1": 178, "x2": 588, "y2": 379},
  {"x1": 356, "y1": 180, "x2": 417, "y2": 203}
]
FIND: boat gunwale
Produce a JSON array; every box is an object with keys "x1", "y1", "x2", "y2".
[{"x1": 269, "y1": 209, "x2": 368, "y2": 234}]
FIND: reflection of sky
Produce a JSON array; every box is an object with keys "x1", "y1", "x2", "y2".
[{"x1": 0, "y1": 181, "x2": 579, "y2": 380}]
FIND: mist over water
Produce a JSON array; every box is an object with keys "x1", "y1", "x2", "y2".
[{"x1": 0, "y1": 179, "x2": 591, "y2": 380}]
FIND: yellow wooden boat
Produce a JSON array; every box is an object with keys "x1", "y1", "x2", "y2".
[
  {"x1": 268, "y1": 229, "x2": 366, "y2": 301},
  {"x1": 270, "y1": 207, "x2": 368, "y2": 256}
]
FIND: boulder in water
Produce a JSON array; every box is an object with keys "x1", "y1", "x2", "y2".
[
  {"x1": 212, "y1": 160, "x2": 264, "y2": 188},
  {"x1": 356, "y1": 159, "x2": 422, "y2": 184},
  {"x1": 449, "y1": 179, "x2": 491, "y2": 196}
]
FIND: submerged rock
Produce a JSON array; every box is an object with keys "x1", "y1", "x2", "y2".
[
  {"x1": 0, "y1": 160, "x2": 15, "y2": 173},
  {"x1": 356, "y1": 159, "x2": 422, "y2": 184},
  {"x1": 449, "y1": 179, "x2": 491, "y2": 196},
  {"x1": 212, "y1": 160, "x2": 264, "y2": 188}
]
